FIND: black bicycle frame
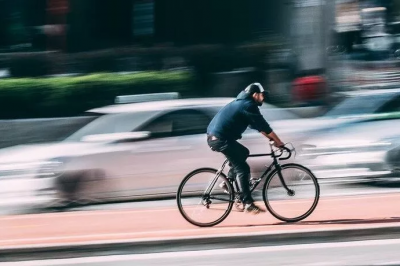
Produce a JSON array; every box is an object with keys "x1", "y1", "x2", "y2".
[
  {"x1": 205, "y1": 147, "x2": 292, "y2": 203},
  {"x1": 249, "y1": 149, "x2": 292, "y2": 193}
]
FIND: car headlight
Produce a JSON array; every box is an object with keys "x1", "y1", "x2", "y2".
[
  {"x1": 36, "y1": 160, "x2": 64, "y2": 178},
  {"x1": 0, "y1": 160, "x2": 64, "y2": 179},
  {"x1": 0, "y1": 162, "x2": 41, "y2": 179}
]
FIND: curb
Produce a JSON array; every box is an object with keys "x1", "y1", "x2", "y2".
[{"x1": 2, "y1": 223, "x2": 400, "y2": 261}]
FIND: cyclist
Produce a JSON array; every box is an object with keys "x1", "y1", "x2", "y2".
[{"x1": 207, "y1": 82, "x2": 285, "y2": 214}]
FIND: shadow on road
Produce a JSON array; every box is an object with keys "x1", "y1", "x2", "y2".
[
  {"x1": 215, "y1": 217, "x2": 400, "y2": 229},
  {"x1": 290, "y1": 217, "x2": 400, "y2": 226}
]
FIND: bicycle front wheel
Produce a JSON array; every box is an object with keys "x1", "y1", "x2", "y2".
[
  {"x1": 176, "y1": 168, "x2": 234, "y2": 227},
  {"x1": 263, "y1": 163, "x2": 320, "y2": 222}
]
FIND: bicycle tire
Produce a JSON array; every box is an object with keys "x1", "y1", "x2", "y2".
[
  {"x1": 176, "y1": 168, "x2": 234, "y2": 227},
  {"x1": 262, "y1": 163, "x2": 320, "y2": 222}
]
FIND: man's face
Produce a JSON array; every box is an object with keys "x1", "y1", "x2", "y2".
[{"x1": 253, "y1": 92, "x2": 264, "y2": 106}]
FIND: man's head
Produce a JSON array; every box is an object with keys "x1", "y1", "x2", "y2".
[{"x1": 244, "y1": 82, "x2": 266, "y2": 106}]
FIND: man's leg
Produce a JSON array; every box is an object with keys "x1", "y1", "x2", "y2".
[
  {"x1": 218, "y1": 165, "x2": 235, "y2": 195},
  {"x1": 227, "y1": 165, "x2": 236, "y2": 181},
  {"x1": 221, "y1": 141, "x2": 265, "y2": 214},
  {"x1": 220, "y1": 141, "x2": 253, "y2": 204},
  {"x1": 207, "y1": 137, "x2": 264, "y2": 214}
]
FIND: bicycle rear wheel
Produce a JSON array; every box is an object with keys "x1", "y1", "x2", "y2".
[
  {"x1": 263, "y1": 163, "x2": 319, "y2": 222},
  {"x1": 176, "y1": 168, "x2": 234, "y2": 227}
]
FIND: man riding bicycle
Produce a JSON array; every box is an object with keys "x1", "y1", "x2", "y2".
[{"x1": 207, "y1": 82, "x2": 285, "y2": 214}]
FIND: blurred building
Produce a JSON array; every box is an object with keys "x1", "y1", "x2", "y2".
[
  {"x1": 0, "y1": 0, "x2": 291, "y2": 53},
  {"x1": 333, "y1": 0, "x2": 400, "y2": 52}
]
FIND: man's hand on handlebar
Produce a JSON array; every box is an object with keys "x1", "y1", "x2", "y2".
[
  {"x1": 261, "y1": 132, "x2": 285, "y2": 149},
  {"x1": 261, "y1": 131, "x2": 285, "y2": 149},
  {"x1": 273, "y1": 140, "x2": 285, "y2": 149}
]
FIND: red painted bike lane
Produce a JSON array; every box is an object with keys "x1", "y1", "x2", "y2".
[{"x1": 1, "y1": 193, "x2": 400, "y2": 248}]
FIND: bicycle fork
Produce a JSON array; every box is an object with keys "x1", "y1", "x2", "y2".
[{"x1": 274, "y1": 158, "x2": 295, "y2": 197}]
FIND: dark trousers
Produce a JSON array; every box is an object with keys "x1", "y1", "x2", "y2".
[{"x1": 207, "y1": 136, "x2": 254, "y2": 204}]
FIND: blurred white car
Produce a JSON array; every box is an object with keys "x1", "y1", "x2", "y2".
[
  {"x1": 276, "y1": 88, "x2": 400, "y2": 183},
  {"x1": 297, "y1": 117, "x2": 400, "y2": 182},
  {"x1": 0, "y1": 95, "x2": 300, "y2": 210},
  {"x1": 272, "y1": 88, "x2": 400, "y2": 142}
]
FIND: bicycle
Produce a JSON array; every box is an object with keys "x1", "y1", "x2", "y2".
[{"x1": 176, "y1": 141, "x2": 320, "y2": 227}]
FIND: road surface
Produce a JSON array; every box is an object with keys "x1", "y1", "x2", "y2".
[{"x1": 2, "y1": 238, "x2": 400, "y2": 266}]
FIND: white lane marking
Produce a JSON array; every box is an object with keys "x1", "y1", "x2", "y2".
[{"x1": 2, "y1": 238, "x2": 400, "y2": 266}]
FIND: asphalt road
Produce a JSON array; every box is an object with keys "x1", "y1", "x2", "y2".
[{"x1": 3, "y1": 238, "x2": 400, "y2": 266}]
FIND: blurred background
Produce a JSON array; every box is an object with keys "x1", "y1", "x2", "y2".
[
  {"x1": 1, "y1": 0, "x2": 400, "y2": 219},
  {"x1": 4, "y1": 1, "x2": 400, "y2": 265}
]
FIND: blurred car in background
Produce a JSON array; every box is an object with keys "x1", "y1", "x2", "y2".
[
  {"x1": 272, "y1": 88, "x2": 400, "y2": 184},
  {"x1": 0, "y1": 94, "x2": 301, "y2": 210},
  {"x1": 272, "y1": 88, "x2": 400, "y2": 142},
  {"x1": 4, "y1": 88, "x2": 400, "y2": 211},
  {"x1": 298, "y1": 117, "x2": 400, "y2": 182}
]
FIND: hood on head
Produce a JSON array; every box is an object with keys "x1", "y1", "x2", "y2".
[
  {"x1": 236, "y1": 90, "x2": 253, "y2": 101},
  {"x1": 237, "y1": 83, "x2": 266, "y2": 103}
]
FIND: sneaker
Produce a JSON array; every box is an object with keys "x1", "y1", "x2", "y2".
[
  {"x1": 234, "y1": 198, "x2": 245, "y2": 212},
  {"x1": 219, "y1": 181, "x2": 229, "y2": 194},
  {"x1": 245, "y1": 203, "x2": 266, "y2": 215}
]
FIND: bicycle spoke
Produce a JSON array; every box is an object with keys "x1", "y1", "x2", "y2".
[
  {"x1": 177, "y1": 169, "x2": 233, "y2": 227},
  {"x1": 264, "y1": 164, "x2": 319, "y2": 222}
]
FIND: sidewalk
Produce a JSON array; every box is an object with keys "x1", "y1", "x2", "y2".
[{"x1": 1, "y1": 192, "x2": 400, "y2": 250}]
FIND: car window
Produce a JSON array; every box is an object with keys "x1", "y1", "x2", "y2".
[
  {"x1": 141, "y1": 117, "x2": 173, "y2": 135},
  {"x1": 323, "y1": 93, "x2": 396, "y2": 117},
  {"x1": 140, "y1": 110, "x2": 211, "y2": 138},
  {"x1": 172, "y1": 110, "x2": 211, "y2": 136},
  {"x1": 377, "y1": 96, "x2": 400, "y2": 113},
  {"x1": 64, "y1": 111, "x2": 157, "y2": 142}
]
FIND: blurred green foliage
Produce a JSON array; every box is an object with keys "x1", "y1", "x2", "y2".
[{"x1": 0, "y1": 71, "x2": 194, "y2": 119}]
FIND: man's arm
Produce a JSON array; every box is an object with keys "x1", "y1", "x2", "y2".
[
  {"x1": 243, "y1": 104, "x2": 273, "y2": 133},
  {"x1": 261, "y1": 131, "x2": 285, "y2": 148},
  {"x1": 243, "y1": 104, "x2": 285, "y2": 147}
]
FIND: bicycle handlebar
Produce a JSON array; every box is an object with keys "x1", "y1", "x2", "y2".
[
  {"x1": 269, "y1": 141, "x2": 295, "y2": 160},
  {"x1": 248, "y1": 142, "x2": 296, "y2": 159},
  {"x1": 278, "y1": 146, "x2": 293, "y2": 160}
]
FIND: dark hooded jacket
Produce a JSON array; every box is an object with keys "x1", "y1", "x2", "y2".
[{"x1": 207, "y1": 91, "x2": 273, "y2": 141}]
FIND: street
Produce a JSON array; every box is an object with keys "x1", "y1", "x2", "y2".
[
  {"x1": 2, "y1": 180, "x2": 400, "y2": 264},
  {"x1": 2, "y1": 238, "x2": 400, "y2": 266}
]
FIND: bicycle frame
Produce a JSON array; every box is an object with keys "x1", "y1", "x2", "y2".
[
  {"x1": 249, "y1": 149, "x2": 293, "y2": 194},
  {"x1": 203, "y1": 144, "x2": 294, "y2": 203}
]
